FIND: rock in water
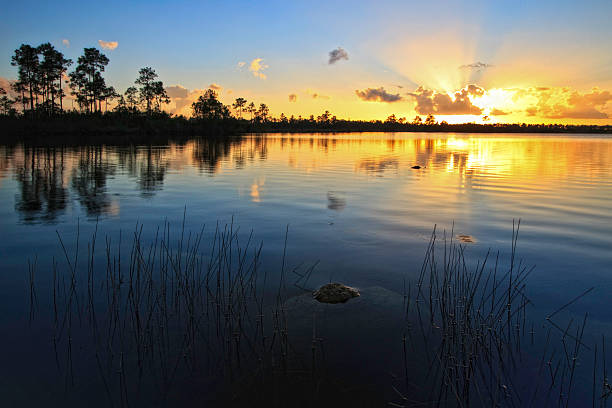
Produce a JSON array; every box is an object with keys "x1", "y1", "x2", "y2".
[
  {"x1": 313, "y1": 283, "x2": 360, "y2": 304},
  {"x1": 411, "y1": 165, "x2": 421, "y2": 169}
]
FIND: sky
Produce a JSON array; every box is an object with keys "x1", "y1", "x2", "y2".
[{"x1": 2, "y1": 0, "x2": 612, "y2": 124}]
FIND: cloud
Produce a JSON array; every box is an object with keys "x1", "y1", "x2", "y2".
[
  {"x1": 237, "y1": 61, "x2": 246, "y2": 69},
  {"x1": 521, "y1": 87, "x2": 612, "y2": 119},
  {"x1": 62, "y1": 39, "x2": 70, "y2": 47},
  {"x1": 209, "y1": 83, "x2": 222, "y2": 91},
  {"x1": 98, "y1": 40, "x2": 118, "y2": 51},
  {"x1": 0, "y1": 77, "x2": 18, "y2": 98},
  {"x1": 407, "y1": 85, "x2": 483, "y2": 114},
  {"x1": 306, "y1": 89, "x2": 330, "y2": 100},
  {"x1": 328, "y1": 47, "x2": 349, "y2": 64},
  {"x1": 459, "y1": 62, "x2": 493, "y2": 71},
  {"x1": 249, "y1": 58, "x2": 268, "y2": 79},
  {"x1": 165, "y1": 85, "x2": 189, "y2": 99},
  {"x1": 355, "y1": 87, "x2": 403, "y2": 103},
  {"x1": 162, "y1": 85, "x2": 211, "y2": 117},
  {"x1": 490, "y1": 108, "x2": 511, "y2": 116},
  {"x1": 288, "y1": 94, "x2": 297, "y2": 102}
]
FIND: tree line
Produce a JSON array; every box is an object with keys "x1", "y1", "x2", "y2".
[
  {"x1": 4, "y1": 43, "x2": 172, "y2": 117},
  {"x1": 2, "y1": 42, "x2": 612, "y2": 135}
]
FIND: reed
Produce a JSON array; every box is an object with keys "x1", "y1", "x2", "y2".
[
  {"x1": 391, "y1": 220, "x2": 609, "y2": 407},
  {"x1": 30, "y1": 218, "x2": 611, "y2": 407}
]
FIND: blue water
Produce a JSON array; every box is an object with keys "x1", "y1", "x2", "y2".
[{"x1": 0, "y1": 132, "x2": 611, "y2": 405}]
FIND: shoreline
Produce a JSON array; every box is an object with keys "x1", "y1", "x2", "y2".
[{"x1": 1, "y1": 115, "x2": 611, "y2": 143}]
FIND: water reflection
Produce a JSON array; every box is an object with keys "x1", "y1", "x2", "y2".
[
  {"x1": 327, "y1": 191, "x2": 346, "y2": 211},
  {"x1": 1, "y1": 134, "x2": 611, "y2": 224},
  {"x1": 71, "y1": 146, "x2": 116, "y2": 216},
  {"x1": 14, "y1": 146, "x2": 69, "y2": 223}
]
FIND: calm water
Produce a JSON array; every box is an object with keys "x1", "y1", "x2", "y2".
[{"x1": 1, "y1": 132, "x2": 611, "y2": 405}]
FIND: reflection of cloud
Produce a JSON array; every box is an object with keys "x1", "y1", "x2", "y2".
[
  {"x1": 250, "y1": 177, "x2": 265, "y2": 203},
  {"x1": 327, "y1": 191, "x2": 346, "y2": 211},
  {"x1": 98, "y1": 40, "x2": 118, "y2": 50},
  {"x1": 249, "y1": 58, "x2": 268, "y2": 79},
  {"x1": 355, "y1": 87, "x2": 402, "y2": 103},
  {"x1": 328, "y1": 47, "x2": 349, "y2": 64},
  {"x1": 408, "y1": 85, "x2": 483, "y2": 115},
  {"x1": 288, "y1": 93, "x2": 297, "y2": 102},
  {"x1": 62, "y1": 39, "x2": 70, "y2": 47},
  {"x1": 459, "y1": 62, "x2": 493, "y2": 71}
]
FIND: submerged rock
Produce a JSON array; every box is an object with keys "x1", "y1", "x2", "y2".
[
  {"x1": 313, "y1": 283, "x2": 360, "y2": 304},
  {"x1": 411, "y1": 165, "x2": 421, "y2": 169}
]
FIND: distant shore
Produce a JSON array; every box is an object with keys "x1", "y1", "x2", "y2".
[{"x1": 1, "y1": 114, "x2": 611, "y2": 143}]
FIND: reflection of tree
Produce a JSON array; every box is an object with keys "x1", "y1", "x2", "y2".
[
  {"x1": 356, "y1": 157, "x2": 399, "y2": 175},
  {"x1": 71, "y1": 146, "x2": 115, "y2": 216},
  {"x1": 192, "y1": 138, "x2": 243, "y2": 174},
  {"x1": 138, "y1": 146, "x2": 167, "y2": 196},
  {"x1": 14, "y1": 146, "x2": 69, "y2": 223}
]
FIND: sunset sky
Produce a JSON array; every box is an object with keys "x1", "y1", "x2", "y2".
[{"x1": 2, "y1": 0, "x2": 612, "y2": 124}]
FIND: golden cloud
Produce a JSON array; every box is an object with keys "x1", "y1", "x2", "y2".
[
  {"x1": 408, "y1": 85, "x2": 483, "y2": 114},
  {"x1": 249, "y1": 58, "x2": 268, "y2": 79},
  {"x1": 98, "y1": 40, "x2": 118, "y2": 50}
]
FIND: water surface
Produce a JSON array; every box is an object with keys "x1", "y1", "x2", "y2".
[{"x1": 1, "y1": 132, "x2": 611, "y2": 404}]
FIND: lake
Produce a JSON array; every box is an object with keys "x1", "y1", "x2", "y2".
[{"x1": 1, "y1": 132, "x2": 611, "y2": 406}]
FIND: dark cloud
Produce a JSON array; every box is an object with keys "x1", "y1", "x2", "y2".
[
  {"x1": 328, "y1": 47, "x2": 349, "y2": 64},
  {"x1": 355, "y1": 87, "x2": 403, "y2": 103},
  {"x1": 407, "y1": 85, "x2": 484, "y2": 115},
  {"x1": 288, "y1": 93, "x2": 297, "y2": 102},
  {"x1": 459, "y1": 62, "x2": 493, "y2": 71}
]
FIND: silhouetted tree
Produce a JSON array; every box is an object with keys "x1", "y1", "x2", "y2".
[
  {"x1": 102, "y1": 86, "x2": 119, "y2": 112},
  {"x1": 412, "y1": 115, "x2": 423, "y2": 125},
  {"x1": 0, "y1": 88, "x2": 16, "y2": 115},
  {"x1": 69, "y1": 48, "x2": 109, "y2": 113},
  {"x1": 232, "y1": 97, "x2": 247, "y2": 119},
  {"x1": 317, "y1": 110, "x2": 331, "y2": 123},
  {"x1": 385, "y1": 114, "x2": 397, "y2": 123},
  {"x1": 257, "y1": 103, "x2": 269, "y2": 122},
  {"x1": 11, "y1": 44, "x2": 39, "y2": 113},
  {"x1": 425, "y1": 114, "x2": 436, "y2": 125},
  {"x1": 124, "y1": 86, "x2": 140, "y2": 111},
  {"x1": 151, "y1": 81, "x2": 170, "y2": 112},
  {"x1": 246, "y1": 102, "x2": 256, "y2": 122},
  {"x1": 192, "y1": 89, "x2": 231, "y2": 120},
  {"x1": 37, "y1": 43, "x2": 72, "y2": 115}
]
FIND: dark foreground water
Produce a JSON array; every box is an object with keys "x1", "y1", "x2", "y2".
[{"x1": 0, "y1": 132, "x2": 611, "y2": 406}]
